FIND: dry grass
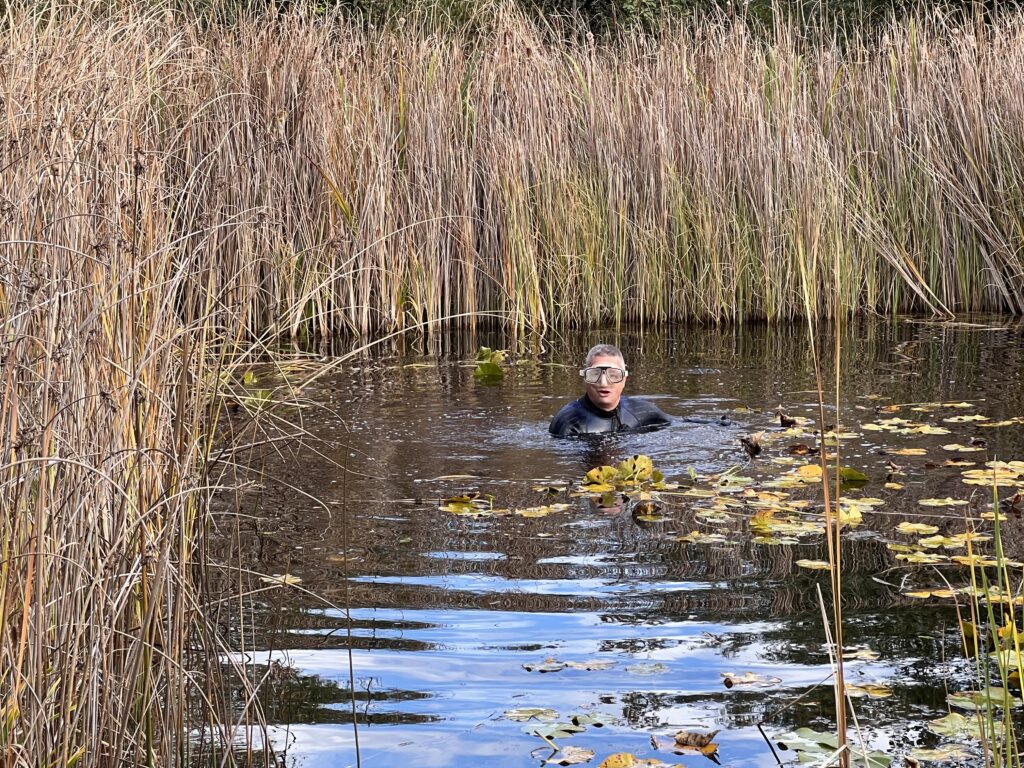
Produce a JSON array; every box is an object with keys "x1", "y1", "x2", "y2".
[
  {"x1": 5, "y1": 4, "x2": 1023, "y2": 337},
  {"x1": 4, "y1": 1, "x2": 1024, "y2": 764}
]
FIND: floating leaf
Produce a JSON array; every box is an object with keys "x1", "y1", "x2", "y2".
[
  {"x1": 673, "y1": 730, "x2": 719, "y2": 748},
  {"x1": 947, "y1": 687, "x2": 1022, "y2": 710},
  {"x1": 776, "y1": 729, "x2": 891, "y2": 767},
  {"x1": 908, "y1": 745, "x2": 973, "y2": 762},
  {"x1": 837, "y1": 506, "x2": 864, "y2": 527},
  {"x1": 928, "y1": 711, "x2": 1003, "y2": 739},
  {"x1": 890, "y1": 448, "x2": 928, "y2": 456},
  {"x1": 797, "y1": 464, "x2": 823, "y2": 479},
  {"x1": 944, "y1": 414, "x2": 989, "y2": 423},
  {"x1": 895, "y1": 552, "x2": 947, "y2": 564},
  {"x1": 943, "y1": 443, "x2": 984, "y2": 452},
  {"x1": 675, "y1": 531, "x2": 734, "y2": 545},
  {"x1": 571, "y1": 713, "x2": 613, "y2": 727},
  {"x1": 844, "y1": 648, "x2": 880, "y2": 661},
  {"x1": 515, "y1": 504, "x2": 569, "y2": 518},
  {"x1": 904, "y1": 590, "x2": 934, "y2": 599},
  {"x1": 796, "y1": 559, "x2": 832, "y2": 570},
  {"x1": 951, "y1": 555, "x2": 1002, "y2": 568},
  {"x1": 526, "y1": 722, "x2": 586, "y2": 740},
  {"x1": 598, "y1": 756, "x2": 634, "y2": 768},
  {"x1": 847, "y1": 683, "x2": 892, "y2": 698},
  {"x1": 722, "y1": 671, "x2": 782, "y2": 688},
  {"x1": 474, "y1": 361, "x2": 505, "y2": 383},
  {"x1": 505, "y1": 707, "x2": 558, "y2": 722},
  {"x1": 598, "y1": 755, "x2": 679, "y2": 768},
  {"x1": 618, "y1": 455, "x2": 654, "y2": 484},
  {"x1": 896, "y1": 522, "x2": 940, "y2": 535},
  {"x1": 919, "y1": 497, "x2": 968, "y2": 507},
  {"x1": 584, "y1": 466, "x2": 619, "y2": 487},
  {"x1": 884, "y1": 482, "x2": 904, "y2": 489},
  {"x1": 564, "y1": 660, "x2": 616, "y2": 671},
  {"x1": 626, "y1": 662, "x2": 669, "y2": 676},
  {"x1": 992, "y1": 649, "x2": 1024, "y2": 671},
  {"x1": 918, "y1": 535, "x2": 964, "y2": 549},
  {"x1": 955, "y1": 530, "x2": 992, "y2": 544},
  {"x1": 914, "y1": 425, "x2": 953, "y2": 435},
  {"x1": 440, "y1": 501, "x2": 505, "y2": 516},
  {"x1": 546, "y1": 746, "x2": 596, "y2": 765},
  {"x1": 996, "y1": 616, "x2": 1022, "y2": 647},
  {"x1": 839, "y1": 467, "x2": 870, "y2": 483}
]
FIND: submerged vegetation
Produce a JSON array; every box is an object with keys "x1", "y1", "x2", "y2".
[{"x1": 4, "y1": 0, "x2": 1024, "y2": 765}]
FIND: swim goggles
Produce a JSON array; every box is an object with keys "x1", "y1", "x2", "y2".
[{"x1": 579, "y1": 366, "x2": 628, "y2": 384}]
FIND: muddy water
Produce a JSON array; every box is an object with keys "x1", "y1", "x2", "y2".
[{"x1": 225, "y1": 319, "x2": 1024, "y2": 767}]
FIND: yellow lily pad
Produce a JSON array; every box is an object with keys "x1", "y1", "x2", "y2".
[
  {"x1": 890, "y1": 448, "x2": 928, "y2": 456},
  {"x1": 896, "y1": 552, "x2": 948, "y2": 564},
  {"x1": 918, "y1": 535, "x2": 964, "y2": 549},
  {"x1": 847, "y1": 683, "x2": 892, "y2": 698},
  {"x1": 896, "y1": 521, "x2": 939, "y2": 535},
  {"x1": 796, "y1": 559, "x2": 832, "y2": 570}
]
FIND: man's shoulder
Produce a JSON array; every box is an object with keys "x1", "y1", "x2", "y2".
[
  {"x1": 548, "y1": 397, "x2": 588, "y2": 436},
  {"x1": 620, "y1": 396, "x2": 671, "y2": 424}
]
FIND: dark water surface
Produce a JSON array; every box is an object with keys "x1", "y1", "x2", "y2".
[{"x1": 223, "y1": 319, "x2": 1024, "y2": 767}]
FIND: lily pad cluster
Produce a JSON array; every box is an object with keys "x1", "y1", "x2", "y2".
[
  {"x1": 424, "y1": 397, "x2": 1024, "y2": 767},
  {"x1": 473, "y1": 346, "x2": 507, "y2": 383},
  {"x1": 578, "y1": 455, "x2": 678, "y2": 495},
  {"x1": 505, "y1": 702, "x2": 720, "y2": 766}
]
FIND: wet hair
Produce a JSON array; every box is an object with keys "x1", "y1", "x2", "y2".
[{"x1": 584, "y1": 344, "x2": 626, "y2": 368}]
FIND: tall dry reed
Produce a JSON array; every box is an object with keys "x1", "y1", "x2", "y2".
[
  {"x1": 0, "y1": 5, "x2": 274, "y2": 765},
  {"x1": 4, "y1": 2, "x2": 1024, "y2": 765},
  {"x1": 6, "y1": 4, "x2": 1023, "y2": 339}
]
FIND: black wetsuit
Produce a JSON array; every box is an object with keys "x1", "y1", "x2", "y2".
[{"x1": 549, "y1": 395, "x2": 672, "y2": 437}]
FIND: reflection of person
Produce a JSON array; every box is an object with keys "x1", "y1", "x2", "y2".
[{"x1": 549, "y1": 344, "x2": 671, "y2": 437}]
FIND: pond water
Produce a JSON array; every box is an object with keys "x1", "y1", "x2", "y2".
[{"x1": 223, "y1": 319, "x2": 1024, "y2": 768}]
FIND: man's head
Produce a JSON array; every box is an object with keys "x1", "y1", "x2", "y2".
[{"x1": 580, "y1": 343, "x2": 628, "y2": 411}]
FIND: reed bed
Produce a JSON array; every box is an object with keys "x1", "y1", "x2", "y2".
[
  {"x1": 4, "y1": 2, "x2": 1024, "y2": 765},
  {"x1": 5, "y1": 4, "x2": 1023, "y2": 338}
]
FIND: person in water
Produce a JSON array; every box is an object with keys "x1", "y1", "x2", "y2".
[{"x1": 549, "y1": 344, "x2": 672, "y2": 437}]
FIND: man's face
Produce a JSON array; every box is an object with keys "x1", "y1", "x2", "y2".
[{"x1": 584, "y1": 354, "x2": 627, "y2": 411}]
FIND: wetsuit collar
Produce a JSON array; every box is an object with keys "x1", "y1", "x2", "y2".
[{"x1": 582, "y1": 394, "x2": 620, "y2": 418}]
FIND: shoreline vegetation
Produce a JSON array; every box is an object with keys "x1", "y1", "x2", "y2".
[
  {"x1": 6, "y1": 3, "x2": 1024, "y2": 337},
  {"x1": 3, "y1": 1, "x2": 1024, "y2": 765}
]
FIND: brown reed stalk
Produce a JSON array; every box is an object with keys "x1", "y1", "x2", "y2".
[{"x1": 8, "y1": 3, "x2": 1023, "y2": 341}]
